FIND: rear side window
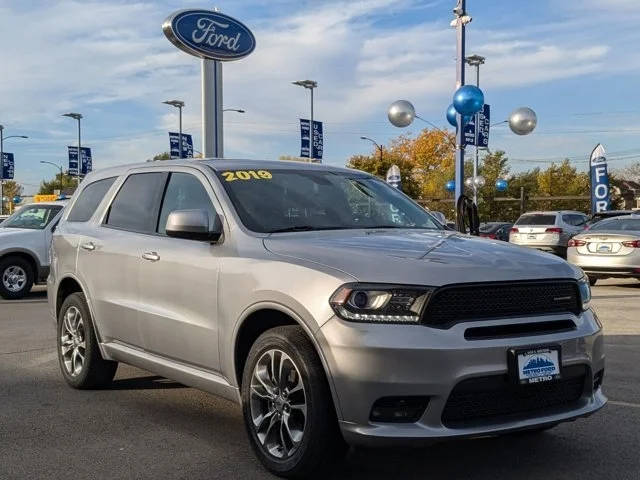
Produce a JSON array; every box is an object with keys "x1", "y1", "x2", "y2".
[
  {"x1": 515, "y1": 214, "x2": 556, "y2": 226},
  {"x1": 105, "y1": 173, "x2": 168, "y2": 233},
  {"x1": 157, "y1": 173, "x2": 216, "y2": 235},
  {"x1": 589, "y1": 218, "x2": 640, "y2": 231},
  {"x1": 67, "y1": 177, "x2": 116, "y2": 222}
]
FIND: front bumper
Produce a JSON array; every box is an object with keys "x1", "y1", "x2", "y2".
[{"x1": 317, "y1": 310, "x2": 605, "y2": 446}]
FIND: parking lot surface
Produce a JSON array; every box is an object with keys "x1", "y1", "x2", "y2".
[{"x1": 1, "y1": 280, "x2": 639, "y2": 479}]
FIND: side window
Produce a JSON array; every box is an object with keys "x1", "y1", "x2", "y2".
[
  {"x1": 105, "y1": 172, "x2": 168, "y2": 233},
  {"x1": 562, "y1": 214, "x2": 572, "y2": 225},
  {"x1": 157, "y1": 172, "x2": 216, "y2": 235},
  {"x1": 574, "y1": 215, "x2": 587, "y2": 226},
  {"x1": 67, "y1": 177, "x2": 117, "y2": 222}
]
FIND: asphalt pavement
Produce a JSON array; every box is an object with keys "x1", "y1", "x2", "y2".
[{"x1": 1, "y1": 280, "x2": 639, "y2": 479}]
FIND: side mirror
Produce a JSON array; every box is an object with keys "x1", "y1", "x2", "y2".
[{"x1": 165, "y1": 209, "x2": 222, "y2": 242}]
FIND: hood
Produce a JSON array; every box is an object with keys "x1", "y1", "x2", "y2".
[{"x1": 264, "y1": 229, "x2": 579, "y2": 286}]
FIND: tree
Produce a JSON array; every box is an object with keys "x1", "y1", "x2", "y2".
[
  {"x1": 1, "y1": 180, "x2": 23, "y2": 215},
  {"x1": 38, "y1": 173, "x2": 77, "y2": 195},
  {"x1": 147, "y1": 152, "x2": 171, "y2": 162},
  {"x1": 618, "y1": 161, "x2": 640, "y2": 183},
  {"x1": 279, "y1": 155, "x2": 311, "y2": 162},
  {"x1": 347, "y1": 128, "x2": 456, "y2": 201}
]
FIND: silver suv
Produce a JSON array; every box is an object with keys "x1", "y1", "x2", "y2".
[
  {"x1": 0, "y1": 201, "x2": 66, "y2": 299},
  {"x1": 48, "y1": 160, "x2": 605, "y2": 478},
  {"x1": 509, "y1": 210, "x2": 588, "y2": 257}
]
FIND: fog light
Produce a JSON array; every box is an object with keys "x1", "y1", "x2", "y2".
[{"x1": 369, "y1": 396, "x2": 429, "y2": 423}]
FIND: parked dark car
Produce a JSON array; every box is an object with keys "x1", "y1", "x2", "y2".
[
  {"x1": 479, "y1": 222, "x2": 512, "y2": 241},
  {"x1": 588, "y1": 210, "x2": 635, "y2": 225}
]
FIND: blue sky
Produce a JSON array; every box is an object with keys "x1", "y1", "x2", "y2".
[{"x1": 2, "y1": 0, "x2": 640, "y2": 194}]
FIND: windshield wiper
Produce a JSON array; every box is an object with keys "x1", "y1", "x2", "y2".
[{"x1": 268, "y1": 226, "x2": 350, "y2": 233}]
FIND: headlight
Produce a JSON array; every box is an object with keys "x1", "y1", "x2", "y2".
[
  {"x1": 577, "y1": 276, "x2": 591, "y2": 311},
  {"x1": 330, "y1": 284, "x2": 433, "y2": 324}
]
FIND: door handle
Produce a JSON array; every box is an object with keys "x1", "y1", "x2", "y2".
[
  {"x1": 80, "y1": 242, "x2": 95, "y2": 251},
  {"x1": 142, "y1": 251, "x2": 160, "y2": 262}
]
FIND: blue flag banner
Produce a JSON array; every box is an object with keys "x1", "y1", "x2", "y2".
[
  {"x1": 1, "y1": 152, "x2": 15, "y2": 179},
  {"x1": 463, "y1": 104, "x2": 490, "y2": 147},
  {"x1": 68, "y1": 147, "x2": 92, "y2": 175},
  {"x1": 169, "y1": 132, "x2": 193, "y2": 159},
  {"x1": 590, "y1": 143, "x2": 610, "y2": 214},
  {"x1": 299, "y1": 119, "x2": 323, "y2": 161}
]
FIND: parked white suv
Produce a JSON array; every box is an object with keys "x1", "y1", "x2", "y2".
[
  {"x1": 0, "y1": 201, "x2": 66, "y2": 299},
  {"x1": 509, "y1": 211, "x2": 588, "y2": 257}
]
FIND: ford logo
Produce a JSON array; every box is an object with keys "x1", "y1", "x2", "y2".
[{"x1": 163, "y1": 9, "x2": 256, "y2": 61}]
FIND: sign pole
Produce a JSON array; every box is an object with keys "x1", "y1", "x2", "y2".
[
  {"x1": 454, "y1": 0, "x2": 466, "y2": 218},
  {"x1": 178, "y1": 104, "x2": 183, "y2": 159},
  {"x1": 310, "y1": 88, "x2": 314, "y2": 162},
  {"x1": 77, "y1": 117, "x2": 81, "y2": 185},
  {"x1": 202, "y1": 59, "x2": 224, "y2": 158},
  {"x1": 1, "y1": 126, "x2": 3, "y2": 216}
]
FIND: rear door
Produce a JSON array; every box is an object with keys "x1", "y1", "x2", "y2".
[
  {"x1": 77, "y1": 172, "x2": 167, "y2": 347},
  {"x1": 136, "y1": 168, "x2": 223, "y2": 371}
]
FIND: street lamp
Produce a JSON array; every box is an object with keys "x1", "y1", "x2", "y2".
[
  {"x1": 292, "y1": 80, "x2": 318, "y2": 161},
  {"x1": 223, "y1": 108, "x2": 245, "y2": 113},
  {"x1": 465, "y1": 54, "x2": 485, "y2": 205},
  {"x1": 360, "y1": 136, "x2": 383, "y2": 163},
  {"x1": 62, "y1": 112, "x2": 83, "y2": 184},
  {"x1": 40, "y1": 161, "x2": 64, "y2": 193},
  {"x1": 162, "y1": 100, "x2": 185, "y2": 158},
  {"x1": 0, "y1": 125, "x2": 28, "y2": 215}
]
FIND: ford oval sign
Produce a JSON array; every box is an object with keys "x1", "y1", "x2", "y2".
[{"x1": 163, "y1": 9, "x2": 256, "y2": 61}]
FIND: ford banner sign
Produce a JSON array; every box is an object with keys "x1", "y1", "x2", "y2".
[
  {"x1": 589, "y1": 143, "x2": 610, "y2": 214},
  {"x1": 163, "y1": 9, "x2": 256, "y2": 61},
  {"x1": 2, "y1": 152, "x2": 14, "y2": 179}
]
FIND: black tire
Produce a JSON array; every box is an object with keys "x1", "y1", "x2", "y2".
[
  {"x1": 0, "y1": 256, "x2": 34, "y2": 300},
  {"x1": 241, "y1": 326, "x2": 346, "y2": 478},
  {"x1": 57, "y1": 292, "x2": 118, "y2": 389},
  {"x1": 588, "y1": 276, "x2": 598, "y2": 286}
]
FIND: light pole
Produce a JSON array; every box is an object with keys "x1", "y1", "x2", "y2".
[
  {"x1": 465, "y1": 54, "x2": 485, "y2": 205},
  {"x1": 0, "y1": 126, "x2": 28, "y2": 215},
  {"x1": 163, "y1": 100, "x2": 185, "y2": 158},
  {"x1": 62, "y1": 113, "x2": 83, "y2": 184},
  {"x1": 292, "y1": 80, "x2": 318, "y2": 162},
  {"x1": 223, "y1": 108, "x2": 245, "y2": 113},
  {"x1": 360, "y1": 136, "x2": 383, "y2": 163},
  {"x1": 40, "y1": 161, "x2": 64, "y2": 193}
]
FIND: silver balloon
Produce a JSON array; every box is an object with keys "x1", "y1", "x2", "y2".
[
  {"x1": 473, "y1": 175, "x2": 486, "y2": 188},
  {"x1": 509, "y1": 107, "x2": 537, "y2": 135},
  {"x1": 464, "y1": 177, "x2": 474, "y2": 187},
  {"x1": 388, "y1": 100, "x2": 415, "y2": 128}
]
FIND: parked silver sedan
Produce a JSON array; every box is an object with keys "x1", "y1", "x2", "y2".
[{"x1": 568, "y1": 214, "x2": 640, "y2": 285}]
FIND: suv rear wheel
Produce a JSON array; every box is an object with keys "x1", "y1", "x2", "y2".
[
  {"x1": 57, "y1": 292, "x2": 118, "y2": 389},
  {"x1": 0, "y1": 256, "x2": 34, "y2": 299},
  {"x1": 241, "y1": 326, "x2": 346, "y2": 478}
]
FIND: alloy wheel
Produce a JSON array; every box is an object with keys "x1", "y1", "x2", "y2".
[
  {"x1": 249, "y1": 349, "x2": 307, "y2": 459},
  {"x1": 2, "y1": 265, "x2": 26, "y2": 293},
  {"x1": 60, "y1": 306, "x2": 86, "y2": 377}
]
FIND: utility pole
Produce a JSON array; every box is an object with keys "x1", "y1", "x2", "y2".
[
  {"x1": 465, "y1": 54, "x2": 485, "y2": 205},
  {"x1": 452, "y1": 0, "x2": 470, "y2": 218}
]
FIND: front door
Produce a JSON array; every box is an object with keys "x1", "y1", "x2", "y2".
[{"x1": 136, "y1": 169, "x2": 222, "y2": 371}]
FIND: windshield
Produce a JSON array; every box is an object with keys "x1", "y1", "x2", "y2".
[
  {"x1": 1, "y1": 204, "x2": 63, "y2": 230},
  {"x1": 588, "y1": 218, "x2": 640, "y2": 232},
  {"x1": 213, "y1": 168, "x2": 442, "y2": 233},
  {"x1": 515, "y1": 214, "x2": 556, "y2": 226}
]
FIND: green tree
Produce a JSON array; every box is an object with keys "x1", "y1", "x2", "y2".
[
  {"x1": 38, "y1": 173, "x2": 77, "y2": 195},
  {"x1": 147, "y1": 152, "x2": 171, "y2": 162},
  {"x1": 1, "y1": 180, "x2": 23, "y2": 215}
]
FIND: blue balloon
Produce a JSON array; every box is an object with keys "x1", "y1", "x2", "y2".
[
  {"x1": 445, "y1": 180, "x2": 456, "y2": 192},
  {"x1": 495, "y1": 179, "x2": 508, "y2": 192},
  {"x1": 453, "y1": 85, "x2": 484, "y2": 116},
  {"x1": 446, "y1": 104, "x2": 457, "y2": 127},
  {"x1": 12, "y1": 196, "x2": 22, "y2": 204}
]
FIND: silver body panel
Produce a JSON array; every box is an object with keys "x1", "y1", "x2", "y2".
[{"x1": 48, "y1": 160, "x2": 605, "y2": 445}]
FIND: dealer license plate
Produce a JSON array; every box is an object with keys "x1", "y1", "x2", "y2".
[
  {"x1": 527, "y1": 234, "x2": 537, "y2": 240},
  {"x1": 515, "y1": 346, "x2": 561, "y2": 384}
]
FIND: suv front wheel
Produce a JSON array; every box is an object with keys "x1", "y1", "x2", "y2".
[
  {"x1": 0, "y1": 256, "x2": 34, "y2": 299},
  {"x1": 57, "y1": 292, "x2": 118, "y2": 389},
  {"x1": 241, "y1": 326, "x2": 346, "y2": 478}
]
